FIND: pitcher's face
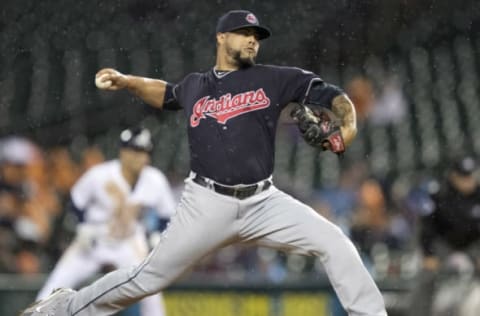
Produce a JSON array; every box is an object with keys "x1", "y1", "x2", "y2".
[{"x1": 219, "y1": 28, "x2": 260, "y2": 68}]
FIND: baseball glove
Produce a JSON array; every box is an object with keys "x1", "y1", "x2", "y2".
[{"x1": 290, "y1": 104, "x2": 345, "y2": 154}]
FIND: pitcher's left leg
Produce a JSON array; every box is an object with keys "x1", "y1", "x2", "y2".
[{"x1": 239, "y1": 188, "x2": 387, "y2": 316}]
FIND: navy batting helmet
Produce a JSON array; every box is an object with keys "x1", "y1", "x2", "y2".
[{"x1": 119, "y1": 127, "x2": 153, "y2": 152}]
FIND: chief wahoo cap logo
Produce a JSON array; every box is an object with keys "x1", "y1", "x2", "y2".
[{"x1": 245, "y1": 13, "x2": 258, "y2": 24}]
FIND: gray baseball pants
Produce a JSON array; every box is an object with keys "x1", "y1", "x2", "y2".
[{"x1": 68, "y1": 177, "x2": 387, "y2": 316}]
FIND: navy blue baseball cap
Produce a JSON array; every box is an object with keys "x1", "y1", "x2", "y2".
[{"x1": 216, "y1": 10, "x2": 271, "y2": 40}]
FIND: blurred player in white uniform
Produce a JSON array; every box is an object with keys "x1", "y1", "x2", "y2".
[{"x1": 36, "y1": 127, "x2": 176, "y2": 316}]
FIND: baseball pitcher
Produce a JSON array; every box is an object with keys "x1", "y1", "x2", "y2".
[
  {"x1": 22, "y1": 10, "x2": 387, "y2": 316},
  {"x1": 34, "y1": 127, "x2": 176, "y2": 316}
]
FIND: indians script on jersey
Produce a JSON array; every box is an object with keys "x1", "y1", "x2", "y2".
[{"x1": 190, "y1": 88, "x2": 271, "y2": 127}]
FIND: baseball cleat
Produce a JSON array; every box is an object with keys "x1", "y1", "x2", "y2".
[{"x1": 19, "y1": 288, "x2": 76, "y2": 316}]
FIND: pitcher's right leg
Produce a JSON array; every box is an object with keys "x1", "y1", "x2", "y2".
[{"x1": 67, "y1": 180, "x2": 240, "y2": 316}]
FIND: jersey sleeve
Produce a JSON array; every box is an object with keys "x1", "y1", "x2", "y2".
[
  {"x1": 70, "y1": 167, "x2": 97, "y2": 210},
  {"x1": 277, "y1": 67, "x2": 320, "y2": 105},
  {"x1": 163, "y1": 74, "x2": 194, "y2": 111}
]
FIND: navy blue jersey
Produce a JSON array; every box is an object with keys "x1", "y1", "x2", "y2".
[{"x1": 168, "y1": 65, "x2": 324, "y2": 185}]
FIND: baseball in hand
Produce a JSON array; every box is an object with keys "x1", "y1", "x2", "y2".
[{"x1": 95, "y1": 74, "x2": 112, "y2": 89}]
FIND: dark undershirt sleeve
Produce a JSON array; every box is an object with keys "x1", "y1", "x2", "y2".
[{"x1": 163, "y1": 83, "x2": 183, "y2": 110}]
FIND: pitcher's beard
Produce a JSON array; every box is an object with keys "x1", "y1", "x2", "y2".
[{"x1": 231, "y1": 50, "x2": 255, "y2": 69}]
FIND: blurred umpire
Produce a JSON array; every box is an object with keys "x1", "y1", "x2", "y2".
[{"x1": 409, "y1": 156, "x2": 480, "y2": 316}]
